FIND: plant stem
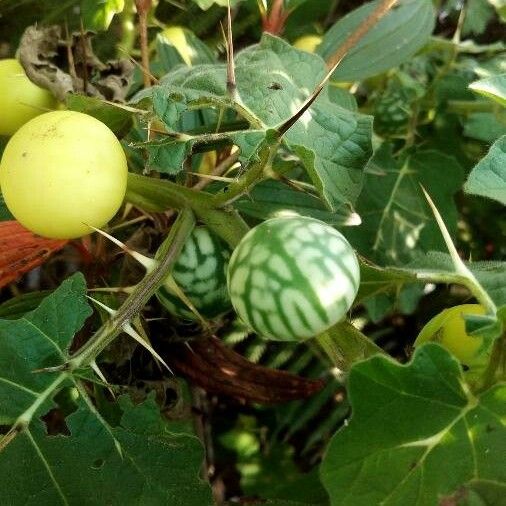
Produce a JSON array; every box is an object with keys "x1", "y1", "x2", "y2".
[
  {"x1": 135, "y1": 0, "x2": 152, "y2": 88},
  {"x1": 211, "y1": 136, "x2": 280, "y2": 207},
  {"x1": 316, "y1": 321, "x2": 385, "y2": 371},
  {"x1": 126, "y1": 173, "x2": 249, "y2": 246},
  {"x1": 66, "y1": 208, "x2": 196, "y2": 371},
  {"x1": 479, "y1": 334, "x2": 506, "y2": 392}
]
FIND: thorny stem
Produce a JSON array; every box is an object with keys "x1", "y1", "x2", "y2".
[
  {"x1": 135, "y1": 0, "x2": 152, "y2": 88},
  {"x1": 211, "y1": 135, "x2": 280, "y2": 207},
  {"x1": 65, "y1": 208, "x2": 196, "y2": 371}
]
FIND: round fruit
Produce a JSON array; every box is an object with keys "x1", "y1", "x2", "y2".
[
  {"x1": 0, "y1": 59, "x2": 56, "y2": 136},
  {"x1": 159, "y1": 26, "x2": 194, "y2": 66},
  {"x1": 227, "y1": 216, "x2": 360, "y2": 342},
  {"x1": 157, "y1": 227, "x2": 231, "y2": 320},
  {"x1": 414, "y1": 304, "x2": 488, "y2": 367},
  {"x1": 0, "y1": 111, "x2": 128, "y2": 239},
  {"x1": 293, "y1": 35, "x2": 323, "y2": 53}
]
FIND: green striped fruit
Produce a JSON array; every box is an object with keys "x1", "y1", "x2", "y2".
[
  {"x1": 227, "y1": 217, "x2": 360, "y2": 342},
  {"x1": 157, "y1": 227, "x2": 231, "y2": 320}
]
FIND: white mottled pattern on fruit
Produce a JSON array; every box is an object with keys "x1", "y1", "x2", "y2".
[
  {"x1": 157, "y1": 227, "x2": 231, "y2": 320},
  {"x1": 195, "y1": 256, "x2": 217, "y2": 279},
  {"x1": 270, "y1": 255, "x2": 292, "y2": 280},
  {"x1": 227, "y1": 216, "x2": 360, "y2": 341},
  {"x1": 196, "y1": 229, "x2": 214, "y2": 255}
]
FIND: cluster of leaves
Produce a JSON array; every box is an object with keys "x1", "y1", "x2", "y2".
[{"x1": 0, "y1": 0, "x2": 505, "y2": 505}]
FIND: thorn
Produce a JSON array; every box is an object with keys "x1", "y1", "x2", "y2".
[
  {"x1": 420, "y1": 185, "x2": 468, "y2": 275},
  {"x1": 163, "y1": 275, "x2": 210, "y2": 329},
  {"x1": 88, "y1": 286, "x2": 136, "y2": 294},
  {"x1": 87, "y1": 296, "x2": 117, "y2": 316},
  {"x1": 90, "y1": 361, "x2": 116, "y2": 399},
  {"x1": 184, "y1": 341, "x2": 196, "y2": 355},
  {"x1": 225, "y1": 0, "x2": 237, "y2": 98},
  {"x1": 32, "y1": 364, "x2": 67, "y2": 373},
  {"x1": 0, "y1": 428, "x2": 18, "y2": 453},
  {"x1": 86, "y1": 224, "x2": 158, "y2": 272},
  {"x1": 122, "y1": 322, "x2": 174, "y2": 375}
]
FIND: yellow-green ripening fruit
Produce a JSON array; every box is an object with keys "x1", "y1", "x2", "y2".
[
  {"x1": 0, "y1": 59, "x2": 56, "y2": 136},
  {"x1": 160, "y1": 26, "x2": 195, "y2": 66},
  {"x1": 414, "y1": 304, "x2": 489, "y2": 367},
  {"x1": 293, "y1": 35, "x2": 323, "y2": 54},
  {"x1": 0, "y1": 111, "x2": 128, "y2": 239}
]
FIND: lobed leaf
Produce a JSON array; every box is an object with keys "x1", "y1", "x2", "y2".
[
  {"x1": 139, "y1": 34, "x2": 373, "y2": 210},
  {"x1": 321, "y1": 344, "x2": 506, "y2": 505},
  {"x1": 0, "y1": 274, "x2": 212, "y2": 505}
]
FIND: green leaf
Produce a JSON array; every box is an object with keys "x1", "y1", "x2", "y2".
[
  {"x1": 66, "y1": 94, "x2": 134, "y2": 137},
  {"x1": 470, "y1": 73, "x2": 506, "y2": 106},
  {"x1": 356, "y1": 260, "x2": 413, "y2": 305},
  {"x1": 462, "y1": 0, "x2": 495, "y2": 36},
  {"x1": 234, "y1": 180, "x2": 360, "y2": 226},
  {"x1": 144, "y1": 34, "x2": 373, "y2": 210},
  {"x1": 465, "y1": 135, "x2": 506, "y2": 206},
  {"x1": 0, "y1": 291, "x2": 51, "y2": 319},
  {"x1": 0, "y1": 274, "x2": 212, "y2": 505},
  {"x1": 320, "y1": 344, "x2": 506, "y2": 505},
  {"x1": 317, "y1": 0, "x2": 435, "y2": 82},
  {"x1": 0, "y1": 394, "x2": 213, "y2": 505},
  {"x1": 0, "y1": 273, "x2": 92, "y2": 425},
  {"x1": 81, "y1": 0, "x2": 124, "y2": 32},
  {"x1": 463, "y1": 111, "x2": 506, "y2": 143},
  {"x1": 345, "y1": 146, "x2": 464, "y2": 265}
]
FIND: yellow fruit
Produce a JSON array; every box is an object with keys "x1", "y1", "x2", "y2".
[
  {"x1": 0, "y1": 59, "x2": 56, "y2": 136},
  {"x1": 160, "y1": 26, "x2": 195, "y2": 66},
  {"x1": 414, "y1": 304, "x2": 488, "y2": 367},
  {"x1": 293, "y1": 35, "x2": 323, "y2": 54},
  {"x1": 0, "y1": 111, "x2": 128, "y2": 239}
]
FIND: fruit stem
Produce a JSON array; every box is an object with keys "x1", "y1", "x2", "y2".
[
  {"x1": 316, "y1": 321, "x2": 385, "y2": 372},
  {"x1": 66, "y1": 208, "x2": 196, "y2": 371},
  {"x1": 478, "y1": 334, "x2": 506, "y2": 392}
]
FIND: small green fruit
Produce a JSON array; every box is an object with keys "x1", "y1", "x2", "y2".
[{"x1": 227, "y1": 216, "x2": 360, "y2": 342}]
